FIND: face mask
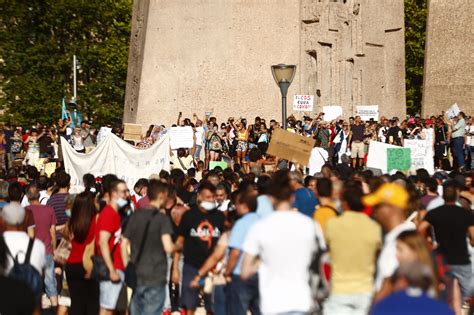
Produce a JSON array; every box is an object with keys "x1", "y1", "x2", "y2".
[
  {"x1": 116, "y1": 198, "x2": 128, "y2": 209},
  {"x1": 200, "y1": 200, "x2": 217, "y2": 211},
  {"x1": 335, "y1": 199, "x2": 343, "y2": 214},
  {"x1": 65, "y1": 209, "x2": 71, "y2": 218}
]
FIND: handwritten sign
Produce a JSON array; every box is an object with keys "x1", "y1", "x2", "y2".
[
  {"x1": 356, "y1": 105, "x2": 379, "y2": 121},
  {"x1": 293, "y1": 95, "x2": 314, "y2": 111},
  {"x1": 446, "y1": 103, "x2": 460, "y2": 119},
  {"x1": 169, "y1": 126, "x2": 194, "y2": 150},
  {"x1": 387, "y1": 148, "x2": 411, "y2": 172},
  {"x1": 323, "y1": 106, "x2": 343, "y2": 122},
  {"x1": 404, "y1": 139, "x2": 435, "y2": 174}
]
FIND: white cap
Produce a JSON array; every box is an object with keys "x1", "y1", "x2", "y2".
[{"x1": 1, "y1": 203, "x2": 25, "y2": 226}]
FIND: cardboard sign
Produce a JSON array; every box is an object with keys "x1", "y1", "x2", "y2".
[
  {"x1": 387, "y1": 148, "x2": 411, "y2": 172},
  {"x1": 293, "y1": 95, "x2": 314, "y2": 111},
  {"x1": 44, "y1": 162, "x2": 57, "y2": 177},
  {"x1": 267, "y1": 128, "x2": 316, "y2": 165},
  {"x1": 356, "y1": 105, "x2": 379, "y2": 121},
  {"x1": 209, "y1": 161, "x2": 228, "y2": 170},
  {"x1": 322, "y1": 106, "x2": 343, "y2": 122},
  {"x1": 34, "y1": 158, "x2": 46, "y2": 172},
  {"x1": 169, "y1": 126, "x2": 194, "y2": 150},
  {"x1": 446, "y1": 103, "x2": 460, "y2": 119},
  {"x1": 123, "y1": 123, "x2": 142, "y2": 142}
]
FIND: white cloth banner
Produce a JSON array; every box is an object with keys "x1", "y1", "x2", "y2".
[
  {"x1": 169, "y1": 126, "x2": 194, "y2": 150},
  {"x1": 96, "y1": 127, "x2": 112, "y2": 146},
  {"x1": 366, "y1": 140, "x2": 399, "y2": 174},
  {"x1": 356, "y1": 105, "x2": 379, "y2": 121},
  {"x1": 61, "y1": 133, "x2": 170, "y2": 188},
  {"x1": 323, "y1": 106, "x2": 343, "y2": 122},
  {"x1": 404, "y1": 139, "x2": 435, "y2": 174}
]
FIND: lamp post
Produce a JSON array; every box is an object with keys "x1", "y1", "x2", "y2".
[{"x1": 271, "y1": 64, "x2": 296, "y2": 130}]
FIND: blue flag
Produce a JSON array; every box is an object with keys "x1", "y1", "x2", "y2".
[{"x1": 61, "y1": 97, "x2": 68, "y2": 120}]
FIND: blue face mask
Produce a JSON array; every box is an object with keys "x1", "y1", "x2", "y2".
[
  {"x1": 65, "y1": 209, "x2": 71, "y2": 218},
  {"x1": 116, "y1": 198, "x2": 128, "y2": 209}
]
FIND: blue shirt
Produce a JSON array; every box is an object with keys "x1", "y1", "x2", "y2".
[
  {"x1": 228, "y1": 212, "x2": 260, "y2": 275},
  {"x1": 371, "y1": 289, "x2": 454, "y2": 315},
  {"x1": 292, "y1": 187, "x2": 318, "y2": 217},
  {"x1": 256, "y1": 195, "x2": 273, "y2": 217}
]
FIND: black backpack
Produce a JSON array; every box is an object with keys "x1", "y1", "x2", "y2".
[{"x1": 6, "y1": 238, "x2": 43, "y2": 303}]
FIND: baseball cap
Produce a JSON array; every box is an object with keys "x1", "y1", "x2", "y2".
[
  {"x1": 363, "y1": 183, "x2": 409, "y2": 209},
  {"x1": 1, "y1": 203, "x2": 25, "y2": 226}
]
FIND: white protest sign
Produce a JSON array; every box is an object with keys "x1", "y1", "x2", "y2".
[
  {"x1": 61, "y1": 133, "x2": 170, "y2": 189},
  {"x1": 293, "y1": 95, "x2": 314, "y2": 111},
  {"x1": 366, "y1": 140, "x2": 399, "y2": 174},
  {"x1": 356, "y1": 105, "x2": 379, "y2": 121},
  {"x1": 446, "y1": 103, "x2": 460, "y2": 119},
  {"x1": 323, "y1": 106, "x2": 343, "y2": 122},
  {"x1": 404, "y1": 139, "x2": 434, "y2": 174},
  {"x1": 169, "y1": 126, "x2": 194, "y2": 150}
]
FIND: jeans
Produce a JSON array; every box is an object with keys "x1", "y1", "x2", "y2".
[
  {"x1": 213, "y1": 284, "x2": 226, "y2": 315},
  {"x1": 194, "y1": 145, "x2": 202, "y2": 159},
  {"x1": 449, "y1": 264, "x2": 472, "y2": 303},
  {"x1": 130, "y1": 285, "x2": 166, "y2": 315},
  {"x1": 228, "y1": 274, "x2": 260, "y2": 315},
  {"x1": 323, "y1": 293, "x2": 372, "y2": 315},
  {"x1": 452, "y1": 137, "x2": 465, "y2": 168},
  {"x1": 469, "y1": 146, "x2": 474, "y2": 170},
  {"x1": 44, "y1": 254, "x2": 58, "y2": 297}
]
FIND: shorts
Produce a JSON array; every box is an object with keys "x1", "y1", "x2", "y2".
[
  {"x1": 44, "y1": 254, "x2": 58, "y2": 297},
  {"x1": 351, "y1": 141, "x2": 365, "y2": 158},
  {"x1": 236, "y1": 141, "x2": 248, "y2": 152},
  {"x1": 181, "y1": 264, "x2": 200, "y2": 311},
  {"x1": 100, "y1": 270, "x2": 124, "y2": 310}
]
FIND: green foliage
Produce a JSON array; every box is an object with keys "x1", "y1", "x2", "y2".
[
  {"x1": 405, "y1": 0, "x2": 427, "y2": 116},
  {"x1": 0, "y1": 0, "x2": 132, "y2": 126}
]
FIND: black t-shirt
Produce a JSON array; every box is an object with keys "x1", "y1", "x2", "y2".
[
  {"x1": 0, "y1": 276, "x2": 35, "y2": 315},
  {"x1": 425, "y1": 205, "x2": 474, "y2": 265},
  {"x1": 38, "y1": 135, "x2": 54, "y2": 154},
  {"x1": 386, "y1": 126, "x2": 402, "y2": 145},
  {"x1": 123, "y1": 209, "x2": 174, "y2": 286},
  {"x1": 351, "y1": 124, "x2": 365, "y2": 141},
  {"x1": 435, "y1": 126, "x2": 448, "y2": 144},
  {"x1": 177, "y1": 206, "x2": 226, "y2": 268}
]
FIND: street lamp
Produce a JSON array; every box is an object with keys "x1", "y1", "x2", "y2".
[{"x1": 271, "y1": 64, "x2": 296, "y2": 129}]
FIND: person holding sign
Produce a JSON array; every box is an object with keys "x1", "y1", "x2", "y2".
[{"x1": 446, "y1": 112, "x2": 467, "y2": 170}]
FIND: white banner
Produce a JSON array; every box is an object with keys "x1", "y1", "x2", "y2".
[
  {"x1": 404, "y1": 139, "x2": 434, "y2": 174},
  {"x1": 323, "y1": 106, "x2": 343, "y2": 122},
  {"x1": 367, "y1": 141, "x2": 400, "y2": 174},
  {"x1": 61, "y1": 133, "x2": 170, "y2": 188},
  {"x1": 293, "y1": 95, "x2": 314, "y2": 111},
  {"x1": 356, "y1": 105, "x2": 379, "y2": 121},
  {"x1": 169, "y1": 126, "x2": 194, "y2": 150}
]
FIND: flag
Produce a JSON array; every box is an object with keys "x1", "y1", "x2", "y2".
[{"x1": 61, "y1": 97, "x2": 68, "y2": 120}]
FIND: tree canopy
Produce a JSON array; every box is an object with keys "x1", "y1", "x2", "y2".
[{"x1": 0, "y1": 0, "x2": 132, "y2": 126}]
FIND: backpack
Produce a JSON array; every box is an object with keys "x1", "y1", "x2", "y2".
[
  {"x1": 7, "y1": 238, "x2": 43, "y2": 303},
  {"x1": 309, "y1": 235, "x2": 331, "y2": 311}
]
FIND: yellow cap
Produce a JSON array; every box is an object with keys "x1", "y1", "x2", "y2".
[{"x1": 363, "y1": 183, "x2": 409, "y2": 209}]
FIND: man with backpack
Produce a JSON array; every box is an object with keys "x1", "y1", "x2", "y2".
[{"x1": 2, "y1": 203, "x2": 46, "y2": 307}]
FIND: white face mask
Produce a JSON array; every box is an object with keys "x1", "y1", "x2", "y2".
[
  {"x1": 200, "y1": 200, "x2": 217, "y2": 211},
  {"x1": 116, "y1": 198, "x2": 128, "y2": 208},
  {"x1": 65, "y1": 209, "x2": 71, "y2": 218}
]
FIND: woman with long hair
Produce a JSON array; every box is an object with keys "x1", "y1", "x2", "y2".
[{"x1": 65, "y1": 191, "x2": 99, "y2": 315}]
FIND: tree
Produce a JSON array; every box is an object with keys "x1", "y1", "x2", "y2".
[
  {"x1": 0, "y1": 0, "x2": 132, "y2": 126},
  {"x1": 405, "y1": 0, "x2": 427, "y2": 116}
]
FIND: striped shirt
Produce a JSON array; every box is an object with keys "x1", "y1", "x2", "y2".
[{"x1": 46, "y1": 193, "x2": 69, "y2": 227}]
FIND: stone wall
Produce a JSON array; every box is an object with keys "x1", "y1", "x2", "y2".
[
  {"x1": 124, "y1": 0, "x2": 406, "y2": 127},
  {"x1": 422, "y1": 0, "x2": 474, "y2": 116}
]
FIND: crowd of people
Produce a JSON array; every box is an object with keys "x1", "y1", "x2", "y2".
[{"x1": 0, "y1": 110, "x2": 473, "y2": 315}]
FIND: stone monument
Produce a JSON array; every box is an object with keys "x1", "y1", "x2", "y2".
[
  {"x1": 124, "y1": 0, "x2": 406, "y2": 127},
  {"x1": 422, "y1": 0, "x2": 474, "y2": 116}
]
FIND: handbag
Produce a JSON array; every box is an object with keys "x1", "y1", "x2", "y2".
[
  {"x1": 125, "y1": 210, "x2": 158, "y2": 290},
  {"x1": 53, "y1": 238, "x2": 72, "y2": 266},
  {"x1": 91, "y1": 242, "x2": 119, "y2": 281}
]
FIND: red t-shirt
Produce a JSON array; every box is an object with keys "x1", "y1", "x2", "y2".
[
  {"x1": 137, "y1": 196, "x2": 150, "y2": 210},
  {"x1": 95, "y1": 205, "x2": 124, "y2": 270},
  {"x1": 67, "y1": 217, "x2": 96, "y2": 264},
  {"x1": 26, "y1": 204, "x2": 57, "y2": 255}
]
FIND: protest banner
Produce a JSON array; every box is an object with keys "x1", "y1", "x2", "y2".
[
  {"x1": 267, "y1": 128, "x2": 315, "y2": 165},
  {"x1": 322, "y1": 106, "x2": 343, "y2": 122},
  {"x1": 366, "y1": 141, "x2": 399, "y2": 174},
  {"x1": 356, "y1": 105, "x2": 379, "y2": 121},
  {"x1": 123, "y1": 123, "x2": 143, "y2": 142},
  {"x1": 404, "y1": 139, "x2": 435, "y2": 174},
  {"x1": 446, "y1": 103, "x2": 460, "y2": 119},
  {"x1": 387, "y1": 148, "x2": 411, "y2": 172},
  {"x1": 169, "y1": 126, "x2": 194, "y2": 150},
  {"x1": 209, "y1": 161, "x2": 228, "y2": 170},
  {"x1": 97, "y1": 127, "x2": 113, "y2": 145},
  {"x1": 293, "y1": 95, "x2": 314, "y2": 111},
  {"x1": 61, "y1": 133, "x2": 170, "y2": 189}
]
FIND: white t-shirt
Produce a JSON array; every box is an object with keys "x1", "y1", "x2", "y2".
[
  {"x1": 375, "y1": 221, "x2": 416, "y2": 291},
  {"x1": 195, "y1": 127, "x2": 204, "y2": 146},
  {"x1": 3, "y1": 231, "x2": 46, "y2": 275},
  {"x1": 309, "y1": 147, "x2": 329, "y2": 175},
  {"x1": 243, "y1": 211, "x2": 319, "y2": 313}
]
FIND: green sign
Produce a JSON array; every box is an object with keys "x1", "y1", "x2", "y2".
[
  {"x1": 209, "y1": 161, "x2": 228, "y2": 170},
  {"x1": 387, "y1": 148, "x2": 411, "y2": 172}
]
